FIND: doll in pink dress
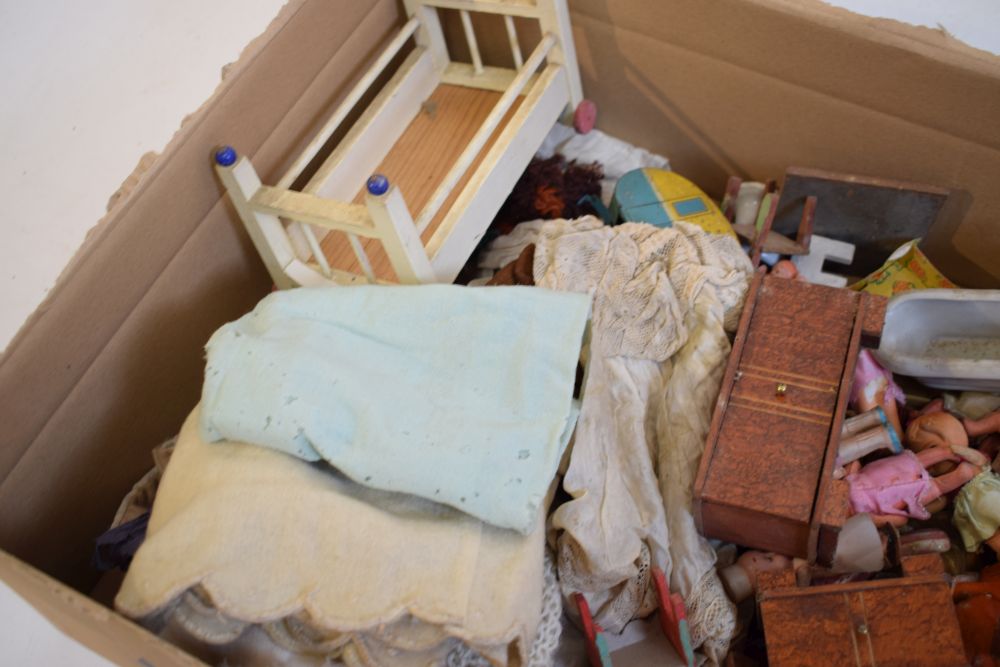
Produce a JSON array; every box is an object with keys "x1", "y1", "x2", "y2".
[{"x1": 847, "y1": 445, "x2": 985, "y2": 527}]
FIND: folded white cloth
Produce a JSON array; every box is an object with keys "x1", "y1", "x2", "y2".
[
  {"x1": 117, "y1": 407, "x2": 549, "y2": 666},
  {"x1": 200, "y1": 285, "x2": 589, "y2": 534}
]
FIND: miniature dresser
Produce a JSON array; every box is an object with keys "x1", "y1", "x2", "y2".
[
  {"x1": 758, "y1": 555, "x2": 966, "y2": 666},
  {"x1": 693, "y1": 272, "x2": 884, "y2": 560}
]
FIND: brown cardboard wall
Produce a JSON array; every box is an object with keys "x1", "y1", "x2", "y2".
[
  {"x1": 0, "y1": 0, "x2": 402, "y2": 588},
  {"x1": 568, "y1": 0, "x2": 1000, "y2": 287}
]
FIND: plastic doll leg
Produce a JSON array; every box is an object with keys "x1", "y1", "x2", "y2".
[
  {"x1": 923, "y1": 497, "x2": 948, "y2": 514},
  {"x1": 950, "y1": 444, "x2": 990, "y2": 466},
  {"x1": 986, "y1": 531, "x2": 1000, "y2": 555},
  {"x1": 837, "y1": 425, "x2": 901, "y2": 467},
  {"x1": 931, "y1": 462, "x2": 982, "y2": 496},
  {"x1": 963, "y1": 410, "x2": 1000, "y2": 438},
  {"x1": 880, "y1": 396, "x2": 904, "y2": 444},
  {"x1": 915, "y1": 446, "x2": 961, "y2": 469},
  {"x1": 871, "y1": 513, "x2": 908, "y2": 528}
]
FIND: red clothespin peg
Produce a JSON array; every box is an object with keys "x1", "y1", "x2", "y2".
[
  {"x1": 652, "y1": 567, "x2": 695, "y2": 667},
  {"x1": 575, "y1": 593, "x2": 612, "y2": 667}
]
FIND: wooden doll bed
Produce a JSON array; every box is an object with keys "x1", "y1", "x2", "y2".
[{"x1": 214, "y1": 0, "x2": 583, "y2": 287}]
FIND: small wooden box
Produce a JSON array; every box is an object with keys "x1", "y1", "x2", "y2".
[
  {"x1": 694, "y1": 271, "x2": 877, "y2": 559},
  {"x1": 759, "y1": 556, "x2": 967, "y2": 666}
]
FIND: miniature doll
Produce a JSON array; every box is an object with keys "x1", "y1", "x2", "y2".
[
  {"x1": 842, "y1": 407, "x2": 891, "y2": 439},
  {"x1": 906, "y1": 411, "x2": 969, "y2": 474},
  {"x1": 846, "y1": 445, "x2": 984, "y2": 527},
  {"x1": 953, "y1": 450, "x2": 1000, "y2": 554},
  {"x1": 770, "y1": 260, "x2": 801, "y2": 281},
  {"x1": 851, "y1": 350, "x2": 904, "y2": 442},
  {"x1": 834, "y1": 408, "x2": 904, "y2": 478},
  {"x1": 837, "y1": 420, "x2": 902, "y2": 468},
  {"x1": 964, "y1": 409, "x2": 1000, "y2": 438},
  {"x1": 719, "y1": 551, "x2": 793, "y2": 603}
]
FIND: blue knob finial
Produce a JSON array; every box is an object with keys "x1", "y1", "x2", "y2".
[
  {"x1": 366, "y1": 173, "x2": 389, "y2": 196},
  {"x1": 215, "y1": 145, "x2": 237, "y2": 167}
]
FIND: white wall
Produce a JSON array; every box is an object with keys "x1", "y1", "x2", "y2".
[
  {"x1": 0, "y1": 0, "x2": 998, "y2": 355},
  {"x1": 0, "y1": 0, "x2": 286, "y2": 352},
  {"x1": 825, "y1": 0, "x2": 1000, "y2": 55}
]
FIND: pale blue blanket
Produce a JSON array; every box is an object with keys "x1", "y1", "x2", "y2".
[{"x1": 200, "y1": 285, "x2": 589, "y2": 534}]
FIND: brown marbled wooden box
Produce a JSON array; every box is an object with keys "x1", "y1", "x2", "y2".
[
  {"x1": 694, "y1": 271, "x2": 875, "y2": 560},
  {"x1": 759, "y1": 556, "x2": 966, "y2": 667}
]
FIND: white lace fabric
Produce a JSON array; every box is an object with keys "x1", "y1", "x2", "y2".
[
  {"x1": 480, "y1": 218, "x2": 751, "y2": 661},
  {"x1": 447, "y1": 550, "x2": 562, "y2": 667}
]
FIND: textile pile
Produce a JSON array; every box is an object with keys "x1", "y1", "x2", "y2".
[{"x1": 108, "y1": 125, "x2": 754, "y2": 666}]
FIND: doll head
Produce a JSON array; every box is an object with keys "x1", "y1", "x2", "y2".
[
  {"x1": 720, "y1": 551, "x2": 793, "y2": 603},
  {"x1": 771, "y1": 260, "x2": 799, "y2": 280},
  {"x1": 906, "y1": 412, "x2": 967, "y2": 475},
  {"x1": 737, "y1": 551, "x2": 793, "y2": 582}
]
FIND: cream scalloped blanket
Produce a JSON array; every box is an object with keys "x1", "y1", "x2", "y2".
[
  {"x1": 479, "y1": 218, "x2": 752, "y2": 662},
  {"x1": 117, "y1": 407, "x2": 547, "y2": 666}
]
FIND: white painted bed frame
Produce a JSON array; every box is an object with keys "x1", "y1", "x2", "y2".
[{"x1": 215, "y1": 0, "x2": 582, "y2": 288}]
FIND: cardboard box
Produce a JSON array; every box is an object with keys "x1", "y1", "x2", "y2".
[{"x1": 1, "y1": 0, "x2": 998, "y2": 661}]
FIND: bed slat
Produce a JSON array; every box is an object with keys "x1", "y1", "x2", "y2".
[
  {"x1": 504, "y1": 14, "x2": 524, "y2": 69},
  {"x1": 307, "y1": 48, "x2": 437, "y2": 200},
  {"x1": 459, "y1": 10, "x2": 484, "y2": 74},
  {"x1": 421, "y1": 0, "x2": 541, "y2": 19},
  {"x1": 441, "y1": 63, "x2": 533, "y2": 92},
  {"x1": 277, "y1": 17, "x2": 421, "y2": 190},
  {"x1": 428, "y1": 63, "x2": 569, "y2": 279},
  {"x1": 414, "y1": 33, "x2": 555, "y2": 233},
  {"x1": 251, "y1": 187, "x2": 377, "y2": 237}
]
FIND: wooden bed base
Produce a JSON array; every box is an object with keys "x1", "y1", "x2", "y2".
[{"x1": 214, "y1": 0, "x2": 582, "y2": 287}]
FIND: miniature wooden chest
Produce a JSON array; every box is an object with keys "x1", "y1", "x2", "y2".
[
  {"x1": 758, "y1": 556, "x2": 967, "y2": 666},
  {"x1": 693, "y1": 271, "x2": 879, "y2": 559}
]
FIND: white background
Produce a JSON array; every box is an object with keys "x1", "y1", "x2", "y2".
[
  {"x1": 0, "y1": 0, "x2": 287, "y2": 352},
  {"x1": 0, "y1": 1, "x2": 998, "y2": 662}
]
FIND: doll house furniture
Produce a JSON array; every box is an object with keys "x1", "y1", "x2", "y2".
[
  {"x1": 693, "y1": 271, "x2": 888, "y2": 562},
  {"x1": 213, "y1": 0, "x2": 582, "y2": 288},
  {"x1": 758, "y1": 554, "x2": 966, "y2": 666}
]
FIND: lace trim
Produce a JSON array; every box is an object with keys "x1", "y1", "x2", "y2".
[
  {"x1": 447, "y1": 550, "x2": 562, "y2": 667},
  {"x1": 684, "y1": 570, "x2": 736, "y2": 664}
]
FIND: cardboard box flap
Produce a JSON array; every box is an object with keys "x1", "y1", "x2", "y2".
[
  {"x1": 569, "y1": 0, "x2": 1000, "y2": 286},
  {"x1": 571, "y1": 0, "x2": 1000, "y2": 152},
  {"x1": 0, "y1": 0, "x2": 403, "y2": 588},
  {"x1": 0, "y1": 551, "x2": 203, "y2": 665}
]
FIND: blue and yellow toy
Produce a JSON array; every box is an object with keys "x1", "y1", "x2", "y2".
[{"x1": 608, "y1": 168, "x2": 736, "y2": 238}]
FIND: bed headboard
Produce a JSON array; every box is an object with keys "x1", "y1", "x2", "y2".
[{"x1": 214, "y1": 0, "x2": 582, "y2": 287}]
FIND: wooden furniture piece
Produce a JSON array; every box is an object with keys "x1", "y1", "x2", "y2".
[
  {"x1": 722, "y1": 175, "x2": 816, "y2": 264},
  {"x1": 953, "y1": 563, "x2": 1000, "y2": 665},
  {"x1": 759, "y1": 555, "x2": 967, "y2": 667},
  {"x1": 769, "y1": 167, "x2": 952, "y2": 277},
  {"x1": 214, "y1": 0, "x2": 582, "y2": 287},
  {"x1": 725, "y1": 168, "x2": 954, "y2": 277},
  {"x1": 693, "y1": 270, "x2": 879, "y2": 560}
]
